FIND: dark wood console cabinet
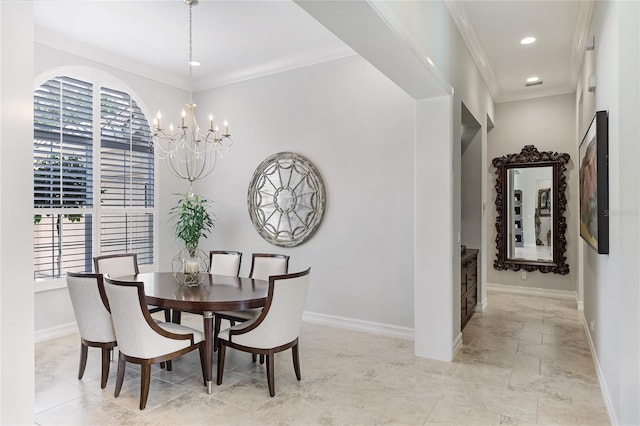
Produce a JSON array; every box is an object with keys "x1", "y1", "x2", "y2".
[{"x1": 461, "y1": 249, "x2": 479, "y2": 329}]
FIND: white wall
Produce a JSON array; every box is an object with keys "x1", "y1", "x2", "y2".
[
  {"x1": 1, "y1": 1, "x2": 35, "y2": 423},
  {"x1": 487, "y1": 94, "x2": 577, "y2": 293},
  {"x1": 191, "y1": 55, "x2": 416, "y2": 327},
  {"x1": 378, "y1": 0, "x2": 495, "y2": 357},
  {"x1": 414, "y1": 95, "x2": 455, "y2": 360},
  {"x1": 577, "y1": 1, "x2": 640, "y2": 424},
  {"x1": 461, "y1": 118, "x2": 482, "y2": 251}
]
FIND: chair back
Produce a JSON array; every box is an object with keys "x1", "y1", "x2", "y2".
[
  {"x1": 94, "y1": 253, "x2": 139, "y2": 278},
  {"x1": 230, "y1": 268, "x2": 310, "y2": 349},
  {"x1": 249, "y1": 253, "x2": 289, "y2": 281},
  {"x1": 103, "y1": 277, "x2": 193, "y2": 358},
  {"x1": 66, "y1": 272, "x2": 116, "y2": 343},
  {"x1": 210, "y1": 250, "x2": 242, "y2": 276}
]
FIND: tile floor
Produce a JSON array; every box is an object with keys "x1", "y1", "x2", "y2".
[{"x1": 35, "y1": 291, "x2": 610, "y2": 425}]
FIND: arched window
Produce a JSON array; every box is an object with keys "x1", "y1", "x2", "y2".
[{"x1": 33, "y1": 75, "x2": 155, "y2": 280}]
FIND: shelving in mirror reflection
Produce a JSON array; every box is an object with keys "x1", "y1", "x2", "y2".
[{"x1": 507, "y1": 166, "x2": 553, "y2": 262}]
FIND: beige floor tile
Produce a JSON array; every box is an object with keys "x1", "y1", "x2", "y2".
[
  {"x1": 537, "y1": 396, "x2": 610, "y2": 425},
  {"x1": 426, "y1": 398, "x2": 502, "y2": 425},
  {"x1": 34, "y1": 392, "x2": 149, "y2": 425},
  {"x1": 35, "y1": 294, "x2": 608, "y2": 425},
  {"x1": 508, "y1": 369, "x2": 573, "y2": 401},
  {"x1": 470, "y1": 384, "x2": 539, "y2": 420}
]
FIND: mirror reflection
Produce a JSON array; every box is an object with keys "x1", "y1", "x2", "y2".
[{"x1": 507, "y1": 167, "x2": 553, "y2": 262}]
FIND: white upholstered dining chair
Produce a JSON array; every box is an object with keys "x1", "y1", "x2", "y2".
[
  {"x1": 94, "y1": 253, "x2": 171, "y2": 322},
  {"x1": 216, "y1": 267, "x2": 310, "y2": 397},
  {"x1": 93, "y1": 253, "x2": 139, "y2": 278},
  {"x1": 103, "y1": 276, "x2": 207, "y2": 410},
  {"x1": 66, "y1": 271, "x2": 117, "y2": 389},
  {"x1": 209, "y1": 250, "x2": 242, "y2": 276},
  {"x1": 213, "y1": 253, "x2": 289, "y2": 352}
]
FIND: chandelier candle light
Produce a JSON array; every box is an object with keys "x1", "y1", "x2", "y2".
[{"x1": 153, "y1": 0, "x2": 232, "y2": 189}]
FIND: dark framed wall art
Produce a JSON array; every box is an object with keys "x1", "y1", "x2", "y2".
[
  {"x1": 538, "y1": 188, "x2": 551, "y2": 217},
  {"x1": 579, "y1": 110, "x2": 609, "y2": 254}
]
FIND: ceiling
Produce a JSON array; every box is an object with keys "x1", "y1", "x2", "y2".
[
  {"x1": 447, "y1": 0, "x2": 594, "y2": 103},
  {"x1": 33, "y1": 0, "x2": 593, "y2": 103},
  {"x1": 34, "y1": 1, "x2": 354, "y2": 92}
]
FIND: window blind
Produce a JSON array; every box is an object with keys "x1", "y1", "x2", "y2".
[
  {"x1": 34, "y1": 77, "x2": 93, "y2": 209},
  {"x1": 100, "y1": 87, "x2": 154, "y2": 208},
  {"x1": 33, "y1": 76, "x2": 156, "y2": 280},
  {"x1": 100, "y1": 213, "x2": 154, "y2": 266},
  {"x1": 33, "y1": 77, "x2": 94, "y2": 279},
  {"x1": 99, "y1": 87, "x2": 155, "y2": 266}
]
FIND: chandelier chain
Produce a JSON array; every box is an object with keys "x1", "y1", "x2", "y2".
[
  {"x1": 152, "y1": 0, "x2": 233, "y2": 186},
  {"x1": 188, "y1": 3, "x2": 193, "y2": 79}
]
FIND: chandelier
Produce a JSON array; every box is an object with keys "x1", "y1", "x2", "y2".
[{"x1": 153, "y1": 0, "x2": 232, "y2": 187}]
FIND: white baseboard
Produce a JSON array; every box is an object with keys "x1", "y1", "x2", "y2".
[
  {"x1": 476, "y1": 297, "x2": 488, "y2": 312},
  {"x1": 580, "y1": 313, "x2": 617, "y2": 425},
  {"x1": 487, "y1": 282, "x2": 576, "y2": 300},
  {"x1": 452, "y1": 332, "x2": 463, "y2": 357},
  {"x1": 303, "y1": 311, "x2": 414, "y2": 340},
  {"x1": 35, "y1": 322, "x2": 77, "y2": 343},
  {"x1": 37, "y1": 313, "x2": 415, "y2": 344}
]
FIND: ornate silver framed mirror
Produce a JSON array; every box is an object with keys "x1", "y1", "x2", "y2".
[{"x1": 247, "y1": 152, "x2": 326, "y2": 247}]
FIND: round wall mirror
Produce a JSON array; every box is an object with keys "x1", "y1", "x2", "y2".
[{"x1": 247, "y1": 152, "x2": 326, "y2": 247}]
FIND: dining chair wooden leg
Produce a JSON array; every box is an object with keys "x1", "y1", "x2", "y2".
[
  {"x1": 100, "y1": 347, "x2": 111, "y2": 389},
  {"x1": 266, "y1": 351, "x2": 275, "y2": 397},
  {"x1": 216, "y1": 343, "x2": 226, "y2": 385},
  {"x1": 292, "y1": 342, "x2": 301, "y2": 381},
  {"x1": 78, "y1": 342, "x2": 89, "y2": 380},
  {"x1": 114, "y1": 355, "x2": 126, "y2": 397},
  {"x1": 214, "y1": 315, "x2": 222, "y2": 352},
  {"x1": 140, "y1": 363, "x2": 151, "y2": 410},
  {"x1": 163, "y1": 309, "x2": 171, "y2": 322},
  {"x1": 260, "y1": 354, "x2": 265, "y2": 364},
  {"x1": 252, "y1": 354, "x2": 257, "y2": 363},
  {"x1": 166, "y1": 360, "x2": 172, "y2": 371}
]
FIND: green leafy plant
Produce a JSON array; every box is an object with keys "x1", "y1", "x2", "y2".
[{"x1": 169, "y1": 193, "x2": 216, "y2": 257}]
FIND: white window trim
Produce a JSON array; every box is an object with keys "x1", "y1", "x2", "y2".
[{"x1": 34, "y1": 66, "x2": 159, "y2": 293}]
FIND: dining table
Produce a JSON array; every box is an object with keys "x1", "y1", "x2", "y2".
[{"x1": 117, "y1": 272, "x2": 269, "y2": 393}]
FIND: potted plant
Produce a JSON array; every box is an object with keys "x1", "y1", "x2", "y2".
[{"x1": 169, "y1": 192, "x2": 216, "y2": 284}]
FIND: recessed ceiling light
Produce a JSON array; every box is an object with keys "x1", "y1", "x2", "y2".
[
  {"x1": 520, "y1": 36, "x2": 536, "y2": 45},
  {"x1": 525, "y1": 78, "x2": 543, "y2": 87},
  {"x1": 189, "y1": 61, "x2": 201, "y2": 67}
]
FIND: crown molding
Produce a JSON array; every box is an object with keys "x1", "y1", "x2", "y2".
[
  {"x1": 568, "y1": 0, "x2": 595, "y2": 88},
  {"x1": 192, "y1": 46, "x2": 355, "y2": 92},
  {"x1": 366, "y1": 0, "x2": 453, "y2": 96},
  {"x1": 495, "y1": 88, "x2": 576, "y2": 104},
  {"x1": 445, "y1": 0, "x2": 499, "y2": 101},
  {"x1": 35, "y1": 27, "x2": 190, "y2": 90},
  {"x1": 36, "y1": 26, "x2": 355, "y2": 94}
]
